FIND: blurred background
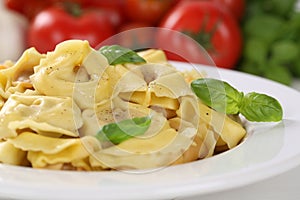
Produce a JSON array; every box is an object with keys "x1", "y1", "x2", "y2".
[{"x1": 1, "y1": 0, "x2": 300, "y2": 89}]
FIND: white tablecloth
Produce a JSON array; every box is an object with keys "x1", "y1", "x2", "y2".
[{"x1": 185, "y1": 79, "x2": 300, "y2": 200}]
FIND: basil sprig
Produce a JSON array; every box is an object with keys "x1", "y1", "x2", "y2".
[
  {"x1": 99, "y1": 45, "x2": 146, "y2": 65},
  {"x1": 191, "y1": 78, "x2": 243, "y2": 114},
  {"x1": 191, "y1": 78, "x2": 283, "y2": 122},
  {"x1": 96, "y1": 116, "x2": 151, "y2": 145}
]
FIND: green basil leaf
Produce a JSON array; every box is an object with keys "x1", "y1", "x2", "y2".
[
  {"x1": 191, "y1": 78, "x2": 243, "y2": 114},
  {"x1": 95, "y1": 116, "x2": 151, "y2": 145},
  {"x1": 240, "y1": 92, "x2": 283, "y2": 122},
  {"x1": 99, "y1": 45, "x2": 146, "y2": 65}
]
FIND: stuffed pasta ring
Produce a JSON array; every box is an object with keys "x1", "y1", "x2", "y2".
[{"x1": 88, "y1": 62, "x2": 201, "y2": 170}]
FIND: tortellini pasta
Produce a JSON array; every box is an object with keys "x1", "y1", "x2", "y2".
[
  {"x1": 0, "y1": 40, "x2": 246, "y2": 171},
  {"x1": 0, "y1": 94, "x2": 82, "y2": 139},
  {"x1": 0, "y1": 48, "x2": 44, "y2": 108}
]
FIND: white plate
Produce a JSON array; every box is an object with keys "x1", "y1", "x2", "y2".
[{"x1": 1, "y1": 62, "x2": 300, "y2": 200}]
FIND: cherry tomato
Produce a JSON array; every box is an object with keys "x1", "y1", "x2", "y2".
[
  {"x1": 27, "y1": 5, "x2": 116, "y2": 53},
  {"x1": 124, "y1": 0, "x2": 175, "y2": 25},
  {"x1": 5, "y1": 0, "x2": 88, "y2": 20},
  {"x1": 157, "y1": 1, "x2": 242, "y2": 69}
]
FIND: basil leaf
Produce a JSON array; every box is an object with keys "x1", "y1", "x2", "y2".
[
  {"x1": 240, "y1": 92, "x2": 283, "y2": 122},
  {"x1": 96, "y1": 116, "x2": 151, "y2": 145},
  {"x1": 191, "y1": 78, "x2": 243, "y2": 114},
  {"x1": 191, "y1": 78, "x2": 283, "y2": 122},
  {"x1": 99, "y1": 45, "x2": 146, "y2": 65}
]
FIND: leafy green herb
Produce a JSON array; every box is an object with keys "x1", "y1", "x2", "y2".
[
  {"x1": 240, "y1": 92, "x2": 283, "y2": 122},
  {"x1": 238, "y1": 0, "x2": 300, "y2": 85},
  {"x1": 95, "y1": 116, "x2": 151, "y2": 145},
  {"x1": 264, "y1": 64, "x2": 292, "y2": 86},
  {"x1": 191, "y1": 78, "x2": 243, "y2": 114},
  {"x1": 99, "y1": 45, "x2": 146, "y2": 65},
  {"x1": 191, "y1": 78, "x2": 283, "y2": 122}
]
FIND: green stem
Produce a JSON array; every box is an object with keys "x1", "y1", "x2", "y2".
[
  {"x1": 63, "y1": 2, "x2": 82, "y2": 17},
  {"x1": 183, "y1": 13, "x2": 220, "y2": 53}
]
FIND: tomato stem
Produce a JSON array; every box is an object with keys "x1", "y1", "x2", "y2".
[
  {"x1": 183, "y1": 14, "x2": 220, "y2": 53},
  {"x1": 63, "y1": 2, "x2": 82, "y2": 17}
]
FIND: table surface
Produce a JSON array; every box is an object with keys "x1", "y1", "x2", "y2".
[{"x1": 184, "y1": 79, "x2": 300, "y2": 200}]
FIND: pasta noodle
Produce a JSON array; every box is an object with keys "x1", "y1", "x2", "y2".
[
  {"x1": 0, "y1": 40, "x2": 246, "y2": 171},
  {"x1": 0, "y1": 94, "x2": 82, "y2": 139},
  {"x1": 0, "y1": 48, "x2": 44, "y2": 109}
]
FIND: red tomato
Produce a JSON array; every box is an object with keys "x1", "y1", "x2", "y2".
[
  {"x1": 116, "y1": 22, "x2": 155, "y2": 50},
  {"x1": 27, "y1": 6, "x2": 117, "y2": 53},
  {"x1": 81, "y1": 0, "x2": 124, "y2": 11},
  {"x1": 5, "y1": 0, "x2": 53, "y2": 20},
  {"x1": 176, "y1": 0, "x2": 245, "y2": 21},
  {"x1": 81, "y1": 0, "x2": 126, "y2": 23},
  {"x1": 5, "y1": 0, "x2": 88, "y2": 20},
  {"x1": 212, "y1": 0, "x2": 245, "y2": 21},
  {"x1": 124, "y1": 0, "x2": 175, "y2": 25},
  {"x1": 157, "y1": 1, "x2": 242, "y2": 69}
]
